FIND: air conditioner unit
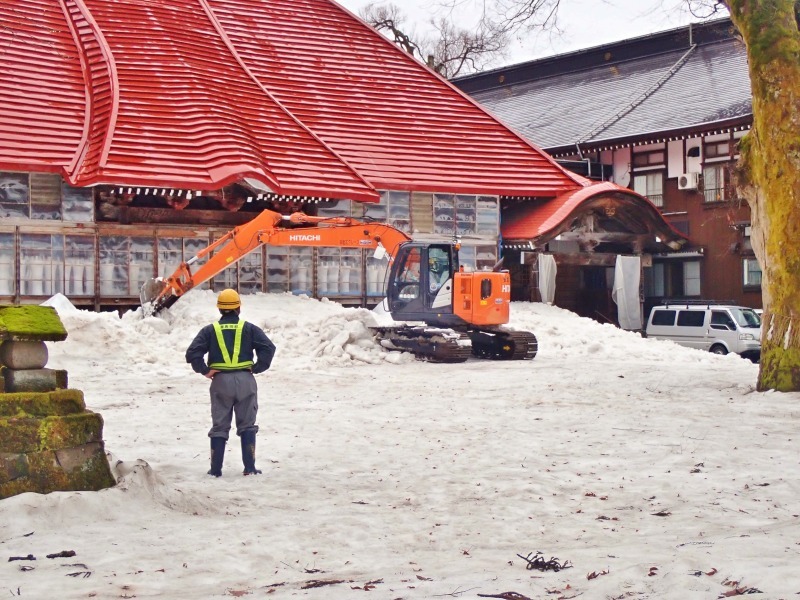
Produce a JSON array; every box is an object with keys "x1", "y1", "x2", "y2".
[{"x1": 678, "y1": 172, "x2": 699, "y2": 190}]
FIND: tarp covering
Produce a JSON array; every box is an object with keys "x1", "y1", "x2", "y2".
[
  {"x1": 612, "y1": 255, "x2": 642, "y2": 330},
  {"x1": 538, "y1": 254, "x2": 557, "y2": 304}
]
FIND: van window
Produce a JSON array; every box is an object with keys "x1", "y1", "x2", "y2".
[
  {"x1": 710, "y1": 311, "x2": 736, "y2": 331},
  {"x1": 730, "y1": 307, "x2": 761, "y2": 328},
  {"x1": 677, "y1": 310, "x2": 705, "y2": 327},
  {"x1": 651, "y1": 310, "x2": 676, "y2": 326}
]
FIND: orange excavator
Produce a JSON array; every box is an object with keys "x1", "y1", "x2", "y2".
[{"x1": 140, "y1": 209, "x2": 537, "y2": 363}]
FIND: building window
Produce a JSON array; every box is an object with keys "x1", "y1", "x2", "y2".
[
  {"x1": 631, "y1": 150, "x2": 665, "y2": 168},
  {"x1": 457, "y1": 244, "x2": 498, "y2": 271},
  {"x1": 646, "y1": 259, "x2": 701, "y2": 298},
  {"x1": 317, "y1": 247, "x2": 363, "y2": 296},
  {"x1": 0, "y1": 232, "x2": 16, "y2": 295},
  {"x1": 64, "y1": 236, "x2": 95, "y2": 296},
  {"x1": 633, "y1": 172, "x2": 664, "y2": 207},
  {"x1": 99, "y1": 236, "x2": 154, "y2": 296},
  {"x1": 361, "y1": 191, "x2": 411, "y2": 233},
  {"x1": 743, "y1": 257, "x2": 762, "y2": 287},
  {"x1": 684, "y1": 261, "x2": 701, "y2": 296},
  {"x1": 702, "y1": 163, "x2": 732, "y2": 203},
  {"x1": 0, "y1": 172, "x2": 30, "y2": 218},
  {"x1": 20, "y1": 234, "x2": 65, "y2": 296},
  {"x1": 705, "y1": 142, "x2": 729, "y2": 159},
  {"x1": 0, "y1": 172, "x2": 94, "y2": 221},
  {"x1": 432, "y1": 194, "x2": 498, "y2": 236}
]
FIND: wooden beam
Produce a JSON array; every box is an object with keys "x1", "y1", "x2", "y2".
[{"x1": 553, "y1": 252, "x2": 619, "y2": 266}]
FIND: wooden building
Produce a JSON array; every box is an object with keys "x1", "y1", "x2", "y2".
[
  {"x1": 0, "y1": 0, "x2": 683, "y2": 323},
  {"x1": 455, "y1": 18, "x2": 759, "y2": 320}
]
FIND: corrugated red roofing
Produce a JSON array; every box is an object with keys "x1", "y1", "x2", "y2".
[
  {"x1": 210, "y1": 0, "x2": 581, "y2": 196},
  {"x1": 0, "y1": 0, "x2": 582, "y2": 201},
  {"x1": 0, "y1": 0, "x2": 87, "y2": 172}
]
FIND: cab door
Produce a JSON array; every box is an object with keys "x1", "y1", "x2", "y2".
[{"x1": 387, "y1": 243, "x2": 458, "y2": 324}]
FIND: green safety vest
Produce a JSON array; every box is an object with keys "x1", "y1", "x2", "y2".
[{"x1": 209, "y1": 320, "x2": 254, "y2": 370}]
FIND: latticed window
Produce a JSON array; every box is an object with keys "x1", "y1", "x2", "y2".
[{"x1": 0, "y1": 172, "x2": 93, "y2": 221}]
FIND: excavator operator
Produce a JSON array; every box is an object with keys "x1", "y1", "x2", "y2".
[
  {"x1": 428, "y1": 250, "x2": 450, "y2": 293},
  {"x1": 185, "y1": 289, "x2": 276, "y2": 477}
]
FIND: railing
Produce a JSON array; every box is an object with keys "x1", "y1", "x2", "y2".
[{"x1": 703, "y1": 187, "x2": 726, "y2": 203}]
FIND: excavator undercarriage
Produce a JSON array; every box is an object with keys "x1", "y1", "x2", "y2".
[{"x1": 371, "y1": 326, "x2": 538, "y2": 363}]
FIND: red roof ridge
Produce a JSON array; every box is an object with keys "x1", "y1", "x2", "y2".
[
  {"x1": 200, "y1": 0, "x2": 376, "y2": 197},
  {"x1": 62, "y1": 0, "x2": 120, "y2": 182}
]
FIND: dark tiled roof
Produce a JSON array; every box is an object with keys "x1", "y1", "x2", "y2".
[{"x1": 454, "y1": 19, "x2": 752, "y2": 152}]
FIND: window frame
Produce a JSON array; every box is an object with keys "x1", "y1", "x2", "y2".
[
  {"x1": 743, "y1": 257, "x2": 762, "y2": 288},
  {"x1": 632, "y1": 171, "x2": 665, "y2": 208},
  {"x1": 701, "y1": 162, "x2": 734, "y2": 203}
]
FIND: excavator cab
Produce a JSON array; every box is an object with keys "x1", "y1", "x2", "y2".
[{"x1": 387, "y1": 243, "x2": 458, "y2": 323}]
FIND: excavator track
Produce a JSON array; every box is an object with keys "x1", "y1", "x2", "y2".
[
  {"x1": 371, "y1": 326, "x2": 473, "y2": 363},
  {"x1": 468, "y1": 328, "x2": 538, "y2": 360}
]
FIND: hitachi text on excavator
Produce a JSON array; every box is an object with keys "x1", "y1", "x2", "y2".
[{"x1": 140, "y1": 209, "x2": 537, "y2": 363}]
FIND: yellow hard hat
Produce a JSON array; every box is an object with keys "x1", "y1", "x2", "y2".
[{"x1": 217, "y1": 288, "x2": 241, "y2": 310}]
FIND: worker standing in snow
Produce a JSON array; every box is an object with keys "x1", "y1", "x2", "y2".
[{"x1": 185, "y1": 289, "x2": 276, "y2": 477}]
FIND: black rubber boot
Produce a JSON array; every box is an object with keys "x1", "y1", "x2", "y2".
[
  {"x1": 241, "y1": 430, "x2": 262, "y2": 476},
  {"x1": 208, "y1": 437, "x2": 226, "y2": 477}
]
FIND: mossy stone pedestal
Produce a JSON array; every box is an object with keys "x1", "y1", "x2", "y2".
[{"x1": 0, "y1": 306, "x2": 115, "y2": 499}]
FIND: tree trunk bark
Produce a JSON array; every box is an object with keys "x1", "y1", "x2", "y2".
[{"x1": 728, "y1": 1, "x2": 800, "y2": 390}]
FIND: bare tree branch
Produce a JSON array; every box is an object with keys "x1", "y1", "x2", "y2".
[
  {"x1": 360, "y1": 2, "x2": 423, "y2": 57},
  {"x1": 359, "y1": 2, "x2": 509, "y2": 77}
]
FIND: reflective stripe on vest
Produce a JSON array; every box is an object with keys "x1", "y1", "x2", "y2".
[{"x1": 209, "y1": 321, "x2": 254, "y2": 370}]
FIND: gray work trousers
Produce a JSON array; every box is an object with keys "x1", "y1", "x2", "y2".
[{"x1": 208, "y1": 370, "x2": 259, "y2": 440}]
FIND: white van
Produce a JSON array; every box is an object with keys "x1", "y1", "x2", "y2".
[{"x1": 645, "y1": 303, "x2": 761, "y2": 361}]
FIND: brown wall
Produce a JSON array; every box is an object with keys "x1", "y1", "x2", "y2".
[{"x1": 660, "y1": 177, "x2": 761, "y2": 308}]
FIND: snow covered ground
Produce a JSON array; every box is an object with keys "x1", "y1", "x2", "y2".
[{"x1": 2, "y1": 291, "x2": 798, "y2": 599}]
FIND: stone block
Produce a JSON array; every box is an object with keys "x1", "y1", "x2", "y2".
[
  {"x1": 0, "y1": 389, "x2": 86, "y2": 417},
  {"x1": 0, "y1": 442, "x2": 115, "y2": 499},
  {"x1": 0, "y1": 340, "x2": 48, "y2": 369},
  {"x1": 0, "y1": 306, "x2": 67, "y2": 342},
  {"x1": 0, "y1": 412, "x2": 104, "y2": 454},
  {"x1": 3, "y1": 368, "x2": 68, "y2": 392}
]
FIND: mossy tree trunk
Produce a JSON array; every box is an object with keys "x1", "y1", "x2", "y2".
[{"x1": 727, "y1": 0, "x2": 800, "y2": 390}]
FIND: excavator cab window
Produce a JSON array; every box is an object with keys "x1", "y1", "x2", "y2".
[
  {"x1": 428, "y1": 247, "x2": 451, "y2": 294},
  {"x1": 389, "y1": 243, "x2": 457, "y2": 319},
  {"x1": 391, "y1": 246, "x2": 422, "y2": 305}
]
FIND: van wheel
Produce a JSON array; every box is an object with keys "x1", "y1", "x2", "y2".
[{"x1": 710, "y1": 344, "x2": 728, "y2": 355}]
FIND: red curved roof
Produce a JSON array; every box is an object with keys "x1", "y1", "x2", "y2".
[
  {"x1": 0, "y1": 0, "x2": 582, "y2": 201},
  {"x1": 501, "y1": 181, "x2": 688, "y2": 245}
]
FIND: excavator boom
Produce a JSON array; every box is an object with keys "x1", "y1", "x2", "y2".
[{"x1": 141, "y1": 209, "x2": 412, "y2": 315}]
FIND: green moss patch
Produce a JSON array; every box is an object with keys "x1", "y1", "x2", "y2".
[
  {"x1": 0, "y1": 443, "x2": 115, "y2": 499},
  {"x1": 0, "y1": 306, "x2": 68, "y2": 342},
  {"x1": 0, "y1": 389, "x2": 85, "y2": 417},
  {"x1": 0, "y1": 412, "x2": 104, "y2": 454}
]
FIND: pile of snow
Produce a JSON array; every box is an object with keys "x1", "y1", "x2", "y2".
[
  {"x1": 43, "y1": 291, "x2": 751, "y2": 371},
  {"x1": 0, "y1": 291, "x2": 780, "y2": 600}
]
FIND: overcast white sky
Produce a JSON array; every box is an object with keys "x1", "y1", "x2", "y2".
[{"x1": 337, "y1": 0, "x2": 721, "y2": 66}]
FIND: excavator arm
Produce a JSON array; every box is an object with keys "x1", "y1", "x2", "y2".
[{"x1": 141, "y1": 208, "x2": 412, "y2": 315}]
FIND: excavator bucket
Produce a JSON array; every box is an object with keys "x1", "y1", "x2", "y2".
[{"x1": 140, "y1": 278, "x2": 174, "y2": 316}]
